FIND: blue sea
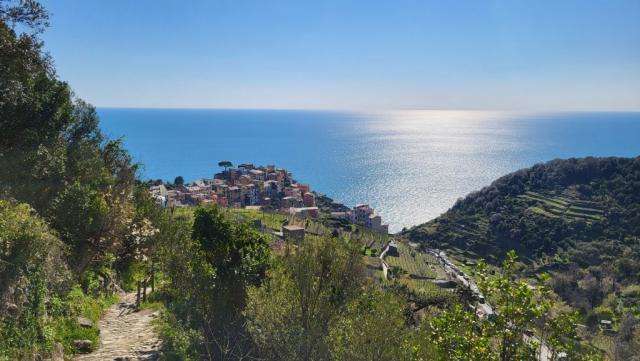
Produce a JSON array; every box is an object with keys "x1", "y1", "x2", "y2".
[{"x1": 98, "y1": 109, "x2": 640, "y2": 233}]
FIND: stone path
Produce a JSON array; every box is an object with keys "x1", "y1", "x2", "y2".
[{"x1": 75, "y1": 292, "x2": 162, "y2": 361}]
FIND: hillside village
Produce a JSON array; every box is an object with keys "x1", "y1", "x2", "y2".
[
  {"x1": 149, "y1": 162, "x2": 503, "y2": 328},
  {"x1": 149, "y1": 162, "x2": 495, "y2": 316},
  {"x1": 149, "y1": 161, "x2": 390, "y2": 233}
]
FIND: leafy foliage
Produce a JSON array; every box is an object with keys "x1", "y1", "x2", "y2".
[
  {"x1": 412, "y1": 251, "x2": 601, "y2": 361},
  {"x1": 153, "y1": 206, "x2": 270, "y2": 359},
  {"x1": 0, "y1": 201, "x2": 115, "y2": 359},
  {"x1": 0, "y1": 2, "x2": 137, "y2": 358},
  {"x1": 327, "y1": 286, "x2": 408, "y2": 361},
  {"x1": 244, "y1": 236, "x2": 366, "y2": 361},
  {"x1": 1, "y1": 1, "x2": 137, "y2": 273}
]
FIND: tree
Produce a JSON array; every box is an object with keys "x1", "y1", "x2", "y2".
[
  {"x1": 174, "y1": 176, "x2": 184, "y2": 186},
  {"x1": 614, "y1": 315, "x2": 640, "y2": 361},
  {"x1": 476, "y1": 251, "x2": 545, "y2": 361},
  {"x1": 218, "y1": 160, "x2": 233, "y2": 174},
  {"x1": 244, "y1": 236, "x2": 365, "y2": 361},
  {"x1": 190, "y1": 206, "x2": 270, "y2": 359},
  {"x1": 0, "y1": 6, "x2": 137, "y2": 273},
  {"x1": 0, "y1": 0, "x2": 49, "y2": 32},
  {"x1": 0, "y1": 1, "x2": 137, "y2": 358},
  {"x1": 424, "y1": 304, "x2": 494, "y2": 361},
  {"x1": 327, "y1": 286, "x2": 408, "y2": 361}
]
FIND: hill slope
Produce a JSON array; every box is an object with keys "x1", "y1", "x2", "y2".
[{"x1": 403, "y1": 157, "x2": 640, "y2": 309}]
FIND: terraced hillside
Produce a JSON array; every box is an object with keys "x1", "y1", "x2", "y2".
[
  {"x1": 381, "y1": 241, "x2": 453, "y2": 304},
  {"x1": 174, "y1": 207, "x2": 391, "y2": 255},
  {"x1": 519, "y1": 191, "x2": 604, "y2": 222},
  {"x1": 403, "y1": 156, "x2": 640, "y2": 339},
  {"x1": 384, "y1": 242, "x2": 438, "y2": 279},
  {"x1": 404, "y1": 157, "x2": 640, "y2": 262}
]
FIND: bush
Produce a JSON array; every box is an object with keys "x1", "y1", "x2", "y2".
[
  {"x1": 0, "y1": 201, "x2": 68, "y2": 359},
  {"x1": 156, "y1": 311, "x2": 203, "y2": 361},
  {"x1": 47, "y1": 285, "x2": 118, "y2": 355}
]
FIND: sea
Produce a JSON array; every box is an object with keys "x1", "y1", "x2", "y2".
[{"x1": 98, "y1": 109, "x2": 640, "y2": 233}]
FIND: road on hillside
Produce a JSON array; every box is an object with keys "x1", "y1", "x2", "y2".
[{"x1": 430, "y1": 249, "x2": 554, "y2": 361}]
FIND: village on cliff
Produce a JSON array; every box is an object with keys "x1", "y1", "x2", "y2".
[{"x1": 148, "y1": 161, "x2": 389, "y2": 234}]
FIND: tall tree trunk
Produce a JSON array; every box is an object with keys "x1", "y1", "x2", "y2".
[
  {"x1": 142, "y1": 278, "x2": 147, "y2": 303},
  {"x1": 151, "y1": 263, "x2": 155, "y2": 293}
]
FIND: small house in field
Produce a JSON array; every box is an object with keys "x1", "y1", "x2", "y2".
[
  {"x1": 386, "y1": 240, "x2": 399, "y2": 257},
  {"x1": 600, "y1": 319, "x2": 613, "y2": 331},
  {"x1": 282, "y1": 225, "x2": 305, "y2": 242}
]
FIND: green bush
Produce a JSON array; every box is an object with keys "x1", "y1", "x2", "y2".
[{"x1": 156, "y1": 311, "x2": 203, "y2": 361}]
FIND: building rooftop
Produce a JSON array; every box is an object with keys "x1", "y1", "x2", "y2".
[
  {"x1": 292, "y1": 207, "x2": 319, "y2": 211},
  {"x1": 283, "y1": 225, "x2": 305, "y2": 231}
]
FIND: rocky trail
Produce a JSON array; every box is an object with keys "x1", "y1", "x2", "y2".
[{"x1": 74, "y1": 292, "x2": 163, "y2": 361}]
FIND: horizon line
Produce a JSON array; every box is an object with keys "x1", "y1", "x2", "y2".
[{"x1": 95, "y1": 106, "x2": 640, "y2": 113}]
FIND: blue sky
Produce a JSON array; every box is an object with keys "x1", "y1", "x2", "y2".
[{"x1": 41, "y1": 0, "x2": 640, "y2": 111}]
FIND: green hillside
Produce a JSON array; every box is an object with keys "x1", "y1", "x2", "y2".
[{"x1": 404, "y1": 156, "x2": 640, "y2": 324}]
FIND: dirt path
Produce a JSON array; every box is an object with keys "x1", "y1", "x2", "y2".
[{"x1": 75, "y1": 292, "x2": 162, "y2": 361}]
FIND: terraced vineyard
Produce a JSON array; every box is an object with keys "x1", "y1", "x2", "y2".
[
  {"x1": 385, "y1": 242, "x2": 437, "y2": 279},
  {"x1": 396, "y1": 275, "x2": 453, "y2": 302},
  {"x1": 226, "y1": 208, "x2": 288, "y2": 230},
  {"x1": 355, "y1": 228, "x2": 389, "y2": 256},
  {"x1": 518, "y1": 191, "x2": 604, "y2": 221},
  {"x1": 228, "y1": 209, "x2": 392, "y2": 252},
  {"x1": 176, "y1": 207, "x2": 391, "y2": 255},
  {"x1": 401, "y1": 277, "x2": 444, "y2": 292}
]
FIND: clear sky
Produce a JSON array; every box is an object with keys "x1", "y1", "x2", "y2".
[{"x1": 40, "y1": 0, "x2": 640, "y2": 111}]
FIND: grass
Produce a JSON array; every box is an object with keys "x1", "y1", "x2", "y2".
[
  {"x1": 34, "y1": 285, "x2": 119, "y2": 356},
  {"x1": 141, "y1": 291, "x2": 203, "y2": 361},
  {"x1": 589, "y1": 332, "x2": 615, "y2": 356}
]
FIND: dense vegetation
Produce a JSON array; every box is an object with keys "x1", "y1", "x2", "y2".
[
  {"x1": 148, "y1": 207, "x2": 602, "y2": 361},
  {"x1": 0, "y1": 1, "x2": 135, "y2": 358},
  {"x1": 404, "y1": 156, "x2": 640, "y2": 356},
  {"x1": 0, "y1": 1, "x2": 633, "y2": 360}
]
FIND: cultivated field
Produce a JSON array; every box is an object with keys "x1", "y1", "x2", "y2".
[
  {"x1": 519, "y1": 191, "x2": 604, "y2": 221},
  {"x1": 385, "y1": 242, "x2": 438, "y2": 279}
]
